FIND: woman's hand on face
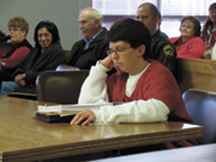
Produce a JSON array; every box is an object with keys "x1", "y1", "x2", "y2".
[
  {"x1": 70, "y1": 109, "x2": 96, "y2": 125},
  {"x1": 100, "y1": 55, "x2": 114, "y2": 68},
  {"x1": 100, "y1": 55, "x2": 121, "y2": 72}
]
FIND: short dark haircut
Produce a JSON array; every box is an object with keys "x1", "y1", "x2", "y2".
[
  {"x1": 209, "y1": 2, "x2": 216, "y2": 11},
  {"x1": 106, "y1": 18, "x2": 151, "y2": 60},
  {"x1": 138, "y1": 3, "x2": 158, "y2": 19},
  {"x1": 34, "y1": 21, "x2": 60, "y2": 47},
  {"x1": 180, "y1": 16, "x2": 201, "y2": 37}
]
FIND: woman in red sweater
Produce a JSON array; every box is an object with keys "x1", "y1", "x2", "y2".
[
  {"x1": 0, "y1": 17, "x2": 32, "y2": 82},
  {"x1": 71, "y1": 18, "x2": 196, "y2": 152},
  {"x1": 169, "y1": 16, "x2": 206, "y2": 59}
]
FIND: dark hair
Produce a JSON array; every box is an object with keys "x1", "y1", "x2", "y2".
[
  {"x1": 180, "y1": 16, "x2": 201, "y2": 37},
  {"x1": 106, "y1": 18, "x2": 151, "y2": 60},
  {"x1": 0, "y1": 30, "x2": 6, "y2": 38},
  {"x1": 34, "y1": 21, "x2": 60, "y2": 47},
  {"x1": 202, "y1": 3, "x2": 216, "y2": 35},
  {"x1": 0, "y1": 30, "x2": 10, "y2": 43}
]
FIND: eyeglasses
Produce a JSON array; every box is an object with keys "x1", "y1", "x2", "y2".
[
  {"x1": 181, "y1": 24, "x2": 194, "y2": 29},
  {"x1": 8, "y1": 28, "x2": 21, "y2": 32},
  {"x1": 106, "y1": 47, "x2": 131, "y2": 55}
]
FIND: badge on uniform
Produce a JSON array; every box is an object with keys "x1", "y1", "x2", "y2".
[{"x1": 163, "y1": 45, "x2": 174, "y2": 59}]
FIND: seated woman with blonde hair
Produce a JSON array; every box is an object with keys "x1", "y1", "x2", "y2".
[
  {"x1": 0, "y1": 17, "x2": 32, "y2": 84},
  {"x1": 169, "y1": 16, "x2": 206, "y2": 59}
]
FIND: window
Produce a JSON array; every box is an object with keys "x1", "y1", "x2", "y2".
[
  {"x1": 160, "y1": 0, "x2": 215, "y2": 37},
  {"x1": 161, "y1": 0, "x2": 212, "y2": 16},
  {"x1": 93, "y1": 0, "x2": 216, "y2": 37},
  {"x1": 93, "y1": 0, "x2": 157, "y2": 15}
]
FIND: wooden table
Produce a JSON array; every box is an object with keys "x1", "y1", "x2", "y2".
[
  {"x1": 90, "y1": 143, "x2": 216, "y2": 162},
  {"x1": 0, "y1": 96, "x2": 203, "y2": 162}
]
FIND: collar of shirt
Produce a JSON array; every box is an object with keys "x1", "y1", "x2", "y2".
[
  {"x1": 83, "y1": 29, "x2": 103, "y2": 50},
  {"x1": 41, "y1": 48, "x2": 46, "y2": 54},
  {"x1": 126, "y1": 63, "x2": 151, "y2": 97},
  {"x1": 11, "y1": 37, "x2": 26, "y2": 46}
]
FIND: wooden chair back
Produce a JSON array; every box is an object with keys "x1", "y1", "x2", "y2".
[
  {"x1": 6, "y1": 50, "x2": 73, "y2": 101},
  {"x1": 6, "y1": 92, "x2": 37, "y2": 100},
  {"x1": 36, "y1": 70, "x2": 89, "y2": 104},
  {"x1": 176, "y1": 58, "x2": 216, "y2": 94},
  {"x1": 182, "y1": 89, "x2": 216, "y2": 144}
]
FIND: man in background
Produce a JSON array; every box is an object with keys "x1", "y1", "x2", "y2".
[
  {"x1": 136, "y1": 3, "x2": 176, "y2": 74},
  {"x1": 67, "y1": 7, "x2": 108, "y2": 70}
]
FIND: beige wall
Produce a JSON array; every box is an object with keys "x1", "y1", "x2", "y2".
[{"x1": 0, "y1": 0, "x2": 92, "y2": 50}]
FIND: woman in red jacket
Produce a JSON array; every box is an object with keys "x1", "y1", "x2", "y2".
[{"x1": 169, "y1": 16, "x2": 206, "y2": 59}]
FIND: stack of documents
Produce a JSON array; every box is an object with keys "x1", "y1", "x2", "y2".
[
  {"x1": 37, "y1": 103, "x2": 113, "y2": 112},
  {"x1": 35, "y1": 103, "x2": 114, "y2": 123}
]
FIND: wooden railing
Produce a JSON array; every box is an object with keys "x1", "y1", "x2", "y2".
[
  {"x1": 7, "y1": 56, "x2": 216, "y2": 100},
  {"x1": 176, "y1": 58, "x2": 216, "y2": 94}
]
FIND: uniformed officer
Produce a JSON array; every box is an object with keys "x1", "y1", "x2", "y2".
[{"x1": 136, "y1": 2, "x2": 176, "y2": 74}]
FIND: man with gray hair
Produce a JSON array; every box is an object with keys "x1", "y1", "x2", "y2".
[{"x1": 67, "y1": 7, "x2": 109, "y2": 69}]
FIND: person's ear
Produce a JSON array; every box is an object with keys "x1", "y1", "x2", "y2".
[
  {"x1": 94, "y1": 18, "x2": 100, "y2": 27},
  {"x1": 22, "y1": 30, "x2": 26, "y2": 37},
  {"x1": 137, "y1": 44, "x2": 146, "y2": 58},
  {"x1": 155, "y1": 17, "x2": 159, "y2": 26}
]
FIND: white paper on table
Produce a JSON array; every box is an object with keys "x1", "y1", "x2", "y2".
[{"x1": 37, "y1": 103, "x2": 114, "y2": 112}]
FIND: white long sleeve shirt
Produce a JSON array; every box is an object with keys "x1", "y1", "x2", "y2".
[{"x1": 78, "y1": 61, "x2": 169, "y2": 124}]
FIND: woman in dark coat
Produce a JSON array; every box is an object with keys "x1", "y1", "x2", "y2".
[{"x1": 0, "y1": 20, "x2": 66, "y2": 95}]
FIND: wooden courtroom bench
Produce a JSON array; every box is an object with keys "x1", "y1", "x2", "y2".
[
  {"x1": 175, "y1": 58, "x2": 216, "y2": 94},
  {"x1": 60, "y1": 54, "x2": 216, "y2": 95},
  {"x1": 7, "y1": 57, "x2": 216, "y2": 100},
  {"x1": 7, "y1": 50, "x2": 72, "y2": 101}
]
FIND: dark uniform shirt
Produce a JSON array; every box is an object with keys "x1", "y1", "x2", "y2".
[{"x1": 150, "y1": 30, "x2": 176, "y2": 74}]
